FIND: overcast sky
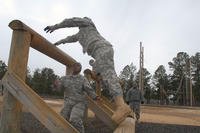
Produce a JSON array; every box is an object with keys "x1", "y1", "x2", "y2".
[{"x1": 0, "y1": 0, "x2": 200, "y2": 76}]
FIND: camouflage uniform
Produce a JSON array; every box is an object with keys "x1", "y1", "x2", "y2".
[
  {"x1": 59, "y1": 74, "x2": 97, "y2": 133},
  {"x1": 48, "y1": 17, "x2": 122, "y2": 98},
  {"x1": 126, "y1": 88, "x2": 144, "y2": 121},
  {"x1": 46, "y1": 17, "x2": 131, "y2": 124}
]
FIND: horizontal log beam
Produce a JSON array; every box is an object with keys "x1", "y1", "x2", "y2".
[
  {"x1": 9, "y1": 20, "x2": 76, "y2": 66},
  {"x1": 2, "y1": 72, "x2": 78, "y2": 133}
]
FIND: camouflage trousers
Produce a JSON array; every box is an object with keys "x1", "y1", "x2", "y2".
[
  {"x1": 60, "y1": 98, "x2": 87, "y2": 133},
  {"x1": 129, "y1": 102, "x2": 140, "y2": 120},
  {"x1": 92, "y1": 46, "x2": 123, "y2": 97}
]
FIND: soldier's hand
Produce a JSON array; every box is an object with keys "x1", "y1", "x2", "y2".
[
  {"x1": 44, "y1": 26, "x2": 55, "y2": 33},
  {"x1": 54, "y1": 40, "x2": 65, "y2": 46},
  {"x1": 54, "y1": 41, "x2": 61, "y2": 46},
  {"x1": 95, "y1": 96, "x2": 102, "y2": 102}
]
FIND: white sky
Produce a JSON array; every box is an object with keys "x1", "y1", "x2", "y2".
[{"x1": 0, "y1": 0, "x2": 200, "y2": 76}]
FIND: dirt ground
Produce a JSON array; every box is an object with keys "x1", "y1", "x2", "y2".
[
  {"x1": 140, "y1": 105, "x2": 200, "y2": 126},
  {"x1": 0, "y1": 97, "x2": 200, "y2": 133},
  {"x1": 44, "y1": 99, "x2": 200, "y2": 126}
]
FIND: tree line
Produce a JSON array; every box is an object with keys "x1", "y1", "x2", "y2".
[
  {"x1": 0, "y1": 61, "x2": 63, "y2": 97},
  {"x1": 119, "y1": 52, "x2": 200, "y2": 106},
  {"x1": 0, "y1": 51, "x2": 200, "y2": 105}
]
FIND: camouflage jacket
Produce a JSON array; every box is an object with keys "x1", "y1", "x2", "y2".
[
  {"x1": 60, "y1": 74, "x2": 97, "y2": 102},
  {"x1": 53, "y1": 17, "x2": 112, "y2": 56},
  {"x1": 126, "y1": 88, "x2": 144, "y2": 103}
]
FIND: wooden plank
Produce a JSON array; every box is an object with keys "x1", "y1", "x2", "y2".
[
  {"x1": 87, "y1": 96, "x2": 117, "y2": 130},
  {"x1": 101, "y1": 95, "x2": 116, "y2": 110},
  {"x1": 92, "y1": 98, "x2": 113, "y2": 116},
  {"x1": 0, "y1": 30, "x2": 31, "y2": 133},
  {"x1": 2, "y1": 72, "x2": 78, "y2": 133},
  {"x1": 9, "y1": 20, "x2": 77, "y2": 67},
  {"x1": 95, "y1": 82, "x2": 101, "y2": 96},
  {"x1": 114, "y1": 117, "x2": 135, "y2": 133}
]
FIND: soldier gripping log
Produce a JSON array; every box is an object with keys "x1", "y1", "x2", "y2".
[
  {"x1": 44, "y1": 17, "x2": 131, "y2": 124},
  {"x1": 54, "y1": 63, "x2": 99, "y2": 133}
]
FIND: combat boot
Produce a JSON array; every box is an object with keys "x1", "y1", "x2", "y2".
[{"x1": 112, "y1": 96, "x2": 132, "y2": 124}]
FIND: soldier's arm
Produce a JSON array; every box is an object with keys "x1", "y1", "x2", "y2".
[
  {"x1": 44, "y1": 17, "x2": 92, "y2": 33},
  {"x1": 54, "y1": 34, "x2": 79, "y2": 45},
  {"x1": 83, "y1": 68, "x2": 98, "y2": 81},
  {"x1": 83, "y1": 77, "x2": 97, "y2": 100}
]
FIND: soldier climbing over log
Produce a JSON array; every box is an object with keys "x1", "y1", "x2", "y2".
[
  {"x1": 53, "y1": 62, "x2": 100, "y2": 133},
  {"x1": 44, "y1": 17, "x2": 131, "y2": 124}
]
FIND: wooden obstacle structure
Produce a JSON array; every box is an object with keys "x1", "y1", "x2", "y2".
[{"x1": 0, "y1": 20, "x2": 134, "y2": 133}]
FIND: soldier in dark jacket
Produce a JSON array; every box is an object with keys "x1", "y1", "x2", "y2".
[{"x1": 126, "y1": 83, "x2": 144, "y2": 122}]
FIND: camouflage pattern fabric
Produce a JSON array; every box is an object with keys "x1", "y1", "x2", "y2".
[
  {"x1": 50, "y1": 17, "x2": 112, "y2": 56},
  {"x1": 92, "y1": 46, "x2": 122, "y2": 97},
  {"x1": 129, "y1": 102, "x2": 140, "y2": 120},
  {"x1": 46, "y1": 17, "x2": 123, "y2": 98},
  {"x1": 58, "y1": 74, "x2": 96, "y2": 133},
  {"x1": 60, "y1": 74, "x2": 96, "y2": 102},
  {"x1": 126, "y1": 88, "x2": 144, "y2": 120},
  {"x1": 60, "y1": 99, "x2": 86, "y2": 133}
]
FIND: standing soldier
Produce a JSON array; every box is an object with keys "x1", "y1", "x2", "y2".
[
  {"x1": 126, "y1": 83, "x2": 144, "y2": 122},
  {"x1": 54, "y1": 63, "x2": 99, "y2": 133},
  {"x1": 44, "y1": 17, "x2": 131, "y2": 123}
]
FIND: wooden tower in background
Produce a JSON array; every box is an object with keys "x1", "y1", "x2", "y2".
[{"x1": 139, "y1": 42, "x2": 144, "y2": 93}]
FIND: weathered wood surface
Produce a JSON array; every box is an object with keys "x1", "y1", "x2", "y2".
[
  {"x1": 87, "y1": 96, "x2": 117, "y2": 130},
  {"x1": 114, "y1": 117, "x2": 135, "y2": 133},
  {"x1": 9, "y1": 20, "x2": 76, "y2": 67},
  {"x1": 0, "y1": 30, "x2": 31, "y2": 133},
  {"x1": 2, "y1": 73, "x2": 78, "y2": 133},
  {"x1": 101, "y1": 95, "x2": 116, "y2": 110}
]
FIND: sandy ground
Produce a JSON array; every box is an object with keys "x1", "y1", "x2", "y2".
[
  {"x1": 0, "y1": 97, "x2": 200, "y2": 127},
  {"x1": 44, "y1": 98, "x2": 200, "y2": 126},
  {"x1": 141, "y1": 105, "x2": 200, "y2": 126}
]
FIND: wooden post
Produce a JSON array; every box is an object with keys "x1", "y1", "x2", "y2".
[
  {"x1": 2, "y1": 73, "x2": 78, "y2": 133},
  {"x1": 139, "y1": 42, "x2": 144, "y2": 93},
  {"x1": 0, "y1": 30, "x2": 31, "y2": 133},
  {"x1": 66, "y1": 66, "x2": 74, "y2": 75},
  {"x1": 96, "y1": 82, "x2": 101, "y2": 96},
  {"x1": 9, "y1": 20, "x2": 76, "y2": 67}
]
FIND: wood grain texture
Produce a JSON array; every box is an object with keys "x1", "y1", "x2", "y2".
[
  {"x1": 0, "y1": 31, "x2": 31, "y2": 133},
  {"x1": 9, "y1": 20, "x2": 77, "y2": 67},
  {"x1": 2, "y1": 73, "x2": 78, "y2": 133}
]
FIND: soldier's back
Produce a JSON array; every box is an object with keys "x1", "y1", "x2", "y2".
[{"x1": 129, "y1": 89, "x2": 141, "y2": 101}]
